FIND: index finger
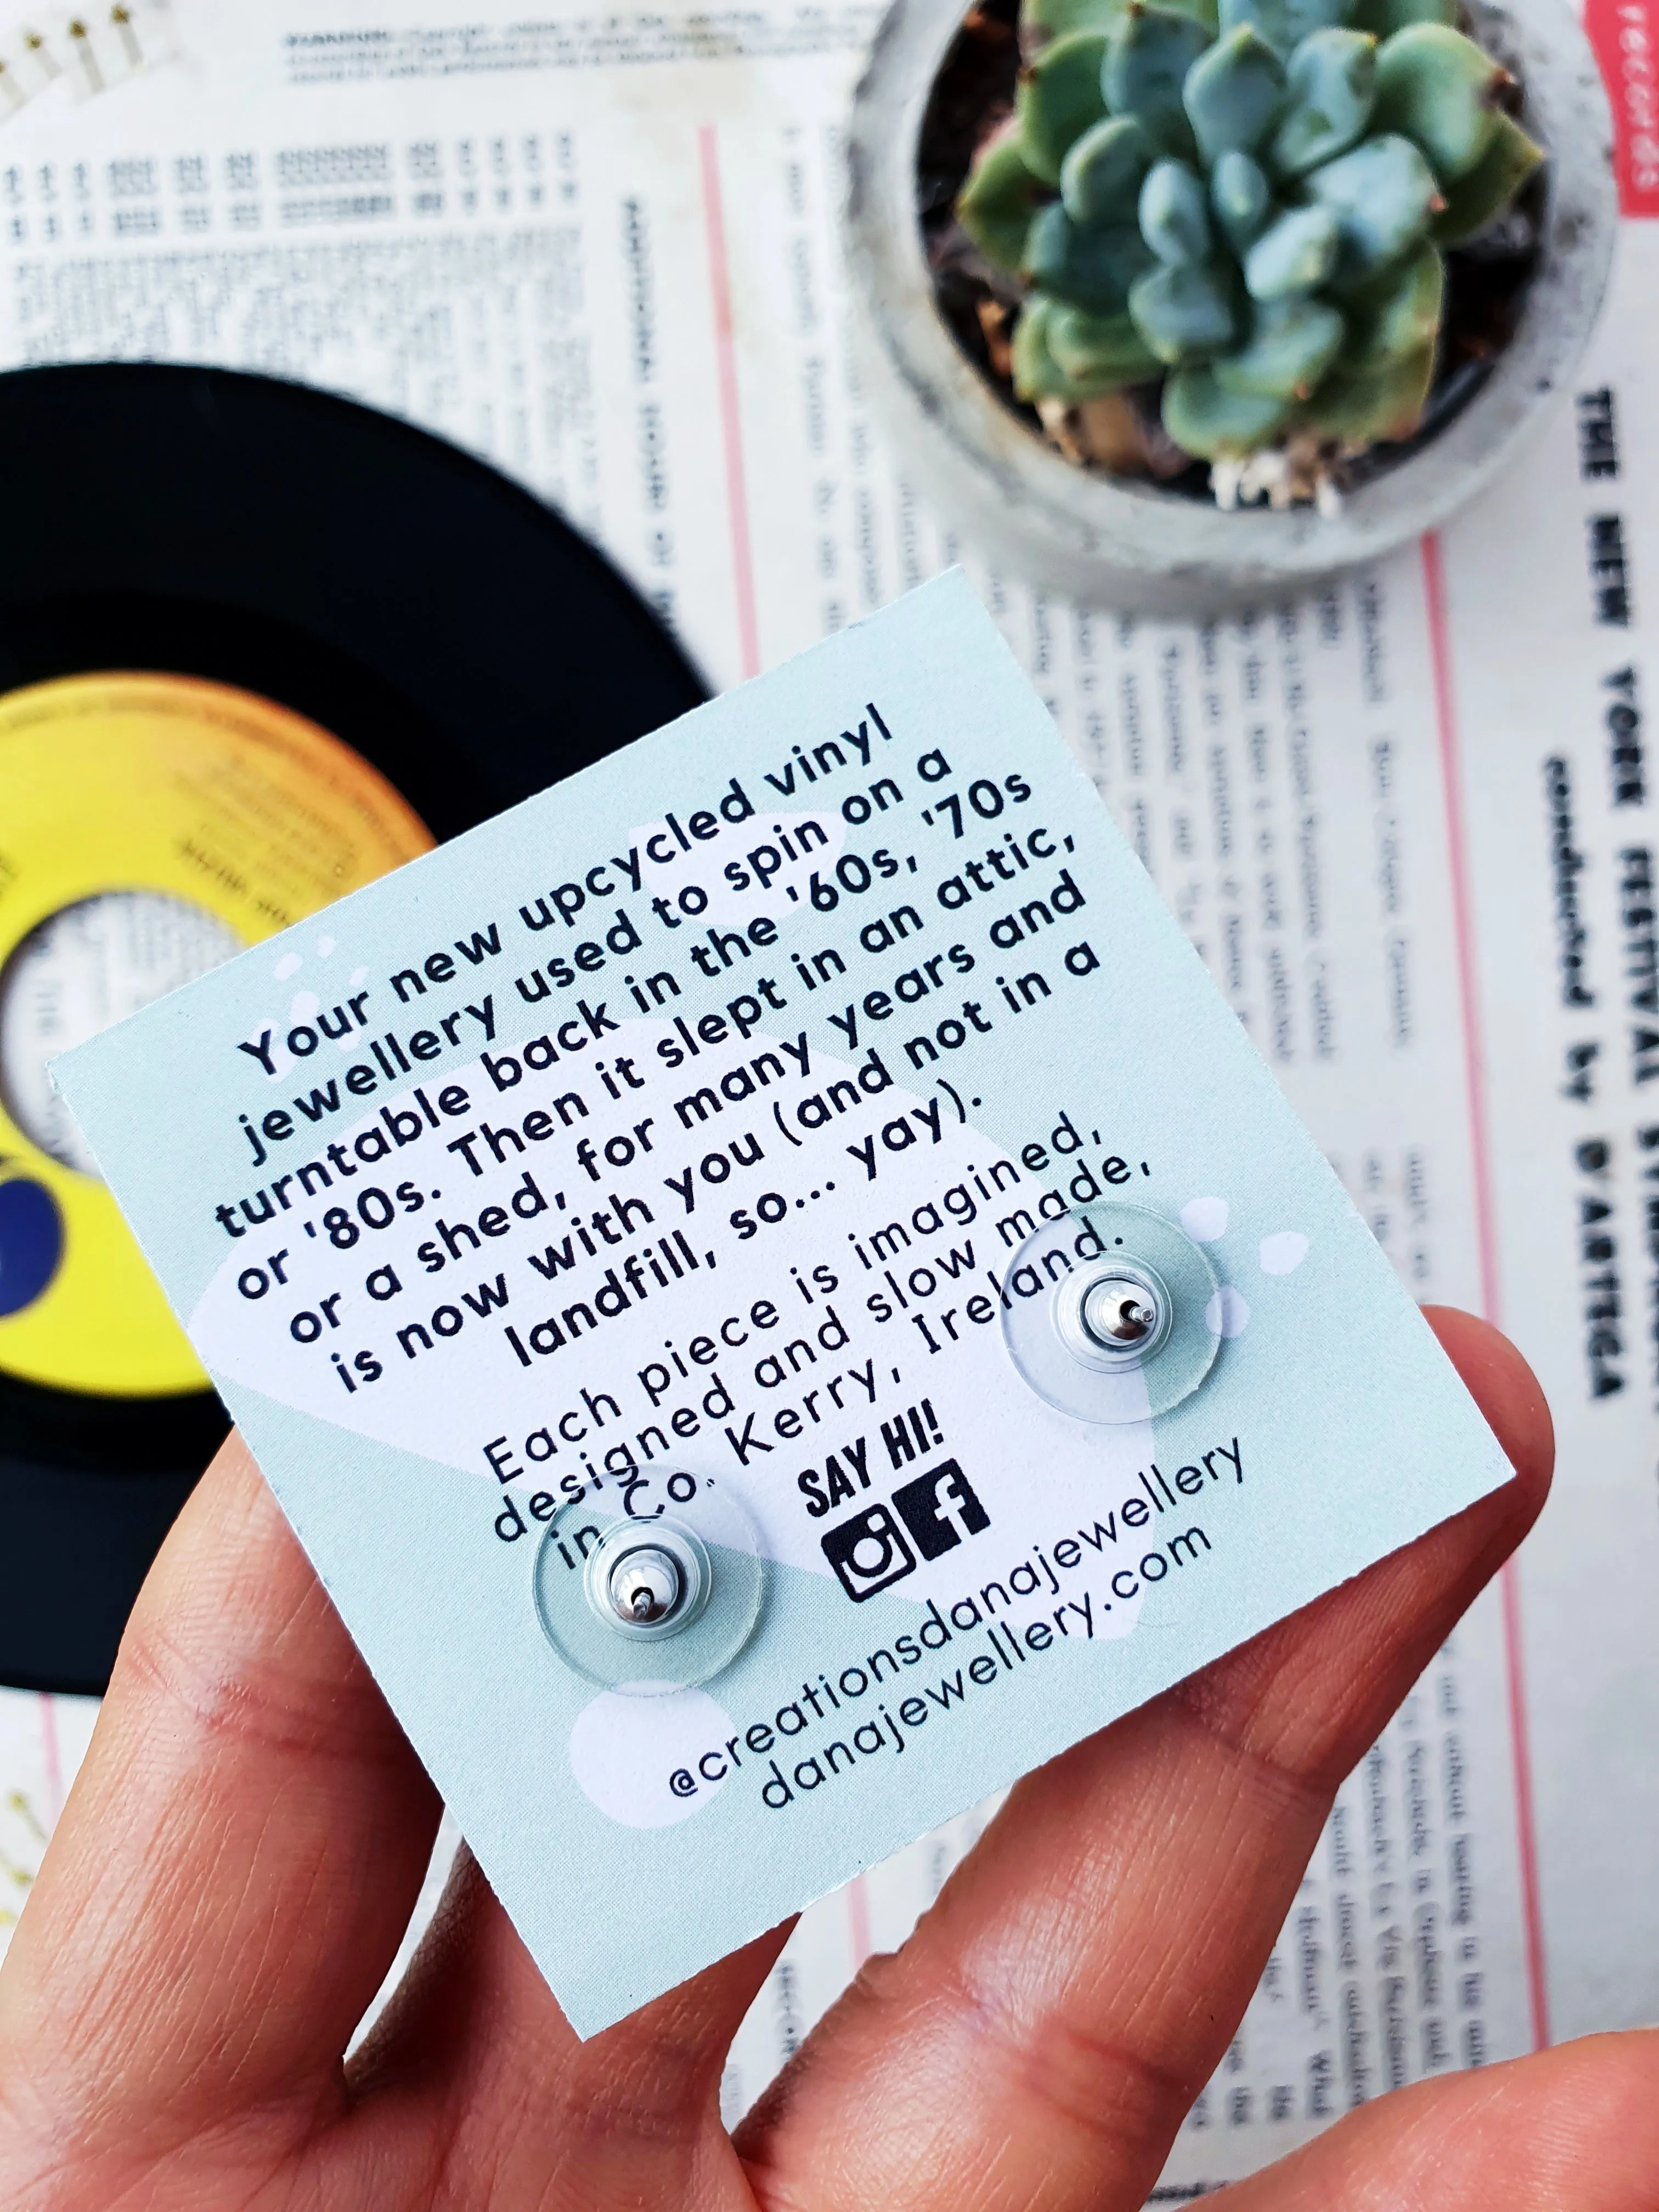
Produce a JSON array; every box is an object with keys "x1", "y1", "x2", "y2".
[
  {"x1": 0, "y1": 1431, "x2": 441, "y2": 2160},
  {"x1": 738, "y1": 1309, "x2": 1553, "y2": 2212}
]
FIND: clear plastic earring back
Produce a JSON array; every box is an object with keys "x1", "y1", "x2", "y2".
[
  {"x1": 533, "y1": 1476, "x2": 765, "y2": 1692},
  {"x1": 1001, "y1": 1200, "x2": 1221, "y2": 1424}
]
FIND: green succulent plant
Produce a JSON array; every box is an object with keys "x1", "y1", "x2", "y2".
[{"x1": 955, "y1": 0, "x2": 1543, "y2": 474}]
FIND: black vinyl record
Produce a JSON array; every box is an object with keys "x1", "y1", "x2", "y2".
[{"x1": 0, "y1": 363, "x2": 707, "y2": 1696}]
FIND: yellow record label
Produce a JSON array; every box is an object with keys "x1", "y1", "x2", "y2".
[{"x1": 0, "y1": 672, "x2": 432, "y2": 1399}]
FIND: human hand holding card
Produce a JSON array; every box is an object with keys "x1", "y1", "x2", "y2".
[{"x1": 52, "y1": 572, "x2": 1513, "y2": 2036}]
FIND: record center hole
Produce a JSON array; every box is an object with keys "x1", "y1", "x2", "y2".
[{"x1": 0, "y1": 892, "x2": 241, "y2": 1178}]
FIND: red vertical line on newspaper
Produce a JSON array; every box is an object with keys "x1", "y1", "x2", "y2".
[
  {"x1": 697, "y1": 125, "x2": 762, "y2": 680},
  {"x1": 1421, "y1": 529, "x2": 1551, "y2": 2053},
  {"x1": 847, "y1": 1872, "x2": 872, "y2": 1970},
  {"x1": 38, "y1": 1692, "x2": 62, "y2": 1825}
]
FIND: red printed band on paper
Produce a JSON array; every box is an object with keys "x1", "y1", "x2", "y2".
[{"x1": 1586, "y1": 0, "x2": 1659, "y2": 215}]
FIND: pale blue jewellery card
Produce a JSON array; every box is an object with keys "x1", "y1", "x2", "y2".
[{"x1": 54, "y1": 572, "x2": 1513, "y2": 2035}]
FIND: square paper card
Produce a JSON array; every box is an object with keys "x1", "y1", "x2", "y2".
[{"x1": 55, "y1": 572, "x2": 1511, "y2": 2035}]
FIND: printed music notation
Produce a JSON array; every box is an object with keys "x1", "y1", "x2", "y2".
[
  {"x1": 0, "y1": 1786, "x2": 46, "y2": 1944},
  {"x1": 0, "y1": 1, "x2": 175, "y2": 118}
]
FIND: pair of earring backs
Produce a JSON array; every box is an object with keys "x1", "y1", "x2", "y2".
[{"x1": 549, "y1": 1200, "x2": 1221, "y2": 1661}]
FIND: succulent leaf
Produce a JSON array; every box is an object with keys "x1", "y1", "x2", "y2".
[
  {"x1": 1102, "y1": 5, "x2": 1212, "y2": 156},
  {"x1": 1061, "y1": 114, "x2": 1158, "y2": 223},
  {"x1": 1149, "y1": 0, "x2": 1225, "y2": 30},
  {"x1": 1303, "y1": 130, "x2": 1441, "y2": 283},
  {"x1": 1026, "y1": 0, "x2": 1128, "y2": 39},
  {"x1": 1048, "y1": 300, "x2": 1165, "y2": 385},
  {"x1": 1163, "y1": 364, "x2": 1293, "y2": 452},
  {"x1": 1297, "y1": 338, "x2": 1433, "y2": 440},
  {"x1": 1243, "y1": 202, "x2": 1340, "y2": 295},
  {"x1": 1028, "y1": 0, "x2": 1222, "y2": 36},
  {"x1": 1128, "y1": 259, "x2": 1239, "y2": 359},
  {"x1": 1017, "y1": 30, "x2": 1111, "y2": 183},
  {"x1": 1210, "y1": 146, "x2": 1274, "y2": 251},
  {"x1": 1183, "y1": 26, "x2": 1286, "y2": 164},
  {"x1": 1372, "y1": 22, "x2": 1508, "y2": 183},
  {"x1": 1214, "y1": 294, "x2": 1345, "y2": 395},
  {"x1": 1024, "y1": 200, "x2": 1157, "y2": 309},
  {"x1": 1011, "y1": 293, "x2": 1075, "y2": 398},
  {"x1": 1218, "y1": 0, "x2": 1350, "y2": 64},
  {"x1": 1430, "y1": 109, "x2": 1543, "y2": 243},
  {"x1": 1350, "y1": 0, "x2": 1454, "y2": 34},
  {"x1": 1269, "y1": 27, "x2": 1377, "y2": 177},
  {"x1": 958, "y1": 127, "x2": 1049, "y2": 270},
  {"x1": 1139, "y1": 156, "x2": 1215, "y2": 263},
  {"x1": 1341, "y1": 239, "x2": 1443, "y2": 362}
]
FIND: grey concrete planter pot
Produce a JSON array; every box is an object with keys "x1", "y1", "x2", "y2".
[{"x1": 844, "y1": 0, "x2": 1618, "y2": 613}]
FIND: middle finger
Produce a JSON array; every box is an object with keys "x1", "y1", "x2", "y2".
[{"x1": 737, "y1": 1310, "x2": 1550, "y2": 2212}]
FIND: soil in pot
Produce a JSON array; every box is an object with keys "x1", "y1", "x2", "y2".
[{"x1": 918, "y1": 0, "x2": 1545, "y2": 504}]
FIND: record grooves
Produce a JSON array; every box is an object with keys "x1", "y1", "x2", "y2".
[{"x1": 0, "y1": 364, "x2": 708, "y2": 1695}]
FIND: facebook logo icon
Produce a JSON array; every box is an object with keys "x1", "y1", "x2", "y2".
[{"x1": 891, "y1": 1460, "x2": 990, "y2": 1560}]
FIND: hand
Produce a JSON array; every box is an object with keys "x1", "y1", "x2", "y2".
[{"x1": 1, "y1": 1308, "x2": 1652, "y2": 2211}]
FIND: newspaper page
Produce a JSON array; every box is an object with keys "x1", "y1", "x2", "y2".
[{"x1": 0, "y1": 0, "x2": 1652, "y2": 2184}]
